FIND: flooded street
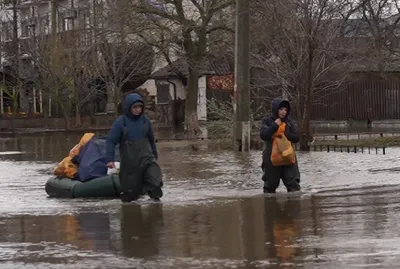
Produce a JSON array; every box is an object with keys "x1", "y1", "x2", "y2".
[{"x1": 0, "y1": 133, "x2": 400, "y2": 268}]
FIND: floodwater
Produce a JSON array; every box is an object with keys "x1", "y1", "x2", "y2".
[{"x1": 0, "y1": 134, "x2": 400, "y2": 268}]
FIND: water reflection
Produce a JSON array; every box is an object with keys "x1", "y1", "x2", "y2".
[
  {"x1": 0, "y1": 134, "x2": 84, "y2": 162},
  {"x1": 120, "y1": 204, "x2": 164, "y2": 258},
  {"x1": 1, "y1": 125, "x2": 399, "y2": 163},
  {"x1": 263, "y1": 197, "x2": 303, "y2": 267},
  {"x1": 0, "y1": 213, "x2": 111, "y2": 251},
  {"x1": 77, "y1": 212, "x2": 112, "y2": 251},
  {"x1": 151, "y1": 196, "x2": 307, "y2": 267},
  {"x1": 3, "y1": 133, "x2": 400, "y2": 267},
  {"x1": 0, "y1": 191, "x2": 400, "y2": 268}
]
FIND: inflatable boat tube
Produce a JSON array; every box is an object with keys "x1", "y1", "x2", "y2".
[{"x1": 45, "y1": 174, "x2": 121, "y2": 198}]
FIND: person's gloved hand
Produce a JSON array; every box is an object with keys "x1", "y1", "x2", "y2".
[{"x1": 107, "y1": 162, "x2": 115, "y2": 169}]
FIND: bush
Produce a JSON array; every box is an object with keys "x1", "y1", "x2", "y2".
[{"x1": 205, "y1": 97, "x2": 260, "y2": 140}]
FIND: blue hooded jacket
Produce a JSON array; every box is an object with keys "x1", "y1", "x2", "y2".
[{"x1": 105, "y1": 93, "x2": 158, "y2": 163}]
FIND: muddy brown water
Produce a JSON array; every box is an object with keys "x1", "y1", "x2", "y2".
[{"x1": 0, "y1": 133, "x2": 400, "y2": 268}]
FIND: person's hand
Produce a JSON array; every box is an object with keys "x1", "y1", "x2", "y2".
[
  {"x1": 107, "y1": 162, "x2": 115, "y2": 169},
  {"x1": 274, "y1": 118, "x2": 282, "y2": 125}
]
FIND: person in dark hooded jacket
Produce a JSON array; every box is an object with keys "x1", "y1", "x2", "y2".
[
  {"x1": 260, "y1": 97, "x2": 301, "y2": 193},
  {"x1": 105, "y1": 93, "x2": 163, "y2": 202}
]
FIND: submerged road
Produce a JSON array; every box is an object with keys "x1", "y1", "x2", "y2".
[{"x1": 0, "y1": 134, "x2": 399, "y2": 268}]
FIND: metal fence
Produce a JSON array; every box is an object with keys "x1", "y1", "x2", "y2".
[{"x1": 207, "y1": 72, "x2": 400, "y2": 121}]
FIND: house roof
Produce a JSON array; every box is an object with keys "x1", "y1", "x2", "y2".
[{"x1": 151, "y1": 53, "x2": 234, "y2": 79}]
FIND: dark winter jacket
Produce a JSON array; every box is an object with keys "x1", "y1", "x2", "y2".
[
  {"x1": 260, "y1": 97, "x2": 299, "y2": 144},
  {"x1": 105, "y1": 93, "x2": 158, "y2": 163},
  {"x1": 260, "y1": 97, "x2": 301, "y2": 185}
]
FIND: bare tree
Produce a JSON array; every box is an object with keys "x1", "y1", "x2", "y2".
[
  {"x1": 111, "y1": 0, "x2": 235, "y2": 135},
  {"x1": 76, "y1": 0, "x2": 155, "y2": 116},
  {"x1": 357, "y1": 0, "x2": 400, "y2": 70},
  {"x1": 0, "y1": 0, "x2": 33, "y2": 131},
  {"x1": 28, "y1": 29, "x2": 99, "y2": 130},
  {"x1": 32, "y1": 38, "x2": 71, "y2": 129},
  {"x1": 88, "y1": 39, "x2": 154, "y2": 115},
  {"x1": 0, "y1": 39, "x2": 18, "y2": 131},
  {"x1": 251, "y1": 0, "x2": 368, "y2": 150}
]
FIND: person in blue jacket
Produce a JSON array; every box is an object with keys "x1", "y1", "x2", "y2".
[{"x1": 106, "y1": 93, "x2": 163, "y2": 202}]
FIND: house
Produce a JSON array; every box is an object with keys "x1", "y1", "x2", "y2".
[
  {"x1": 0, "y1": 0, "x2": 155, "y2": 118},
  {"x1": 139, "y1": 54, "x2": 235, "y2": 127}
]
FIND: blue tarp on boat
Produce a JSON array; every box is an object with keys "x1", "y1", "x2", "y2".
[{"x1": 73, "y1": 136, "x2": 120, "y2": 182}]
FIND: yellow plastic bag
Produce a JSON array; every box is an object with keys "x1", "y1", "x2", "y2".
[
  {"x1": 271, "y1": 123, "x2": 296, "y2": 166},
  {"x1": 54, "y1": 156, "x2": 77, "y2": 179},
  {"x1": 53, "y1": 133, "x2": 95, "y2": 179},
  {"x1": 70, "y1": 133, "x2": 95, "y2": 156}
]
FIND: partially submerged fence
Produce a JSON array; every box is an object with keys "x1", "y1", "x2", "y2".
[{"x1": 293, "y1": 143, "x2": 386, "y2": 155}]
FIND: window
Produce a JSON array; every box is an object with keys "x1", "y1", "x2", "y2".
[
  {"x1": 60, "y1": 18, "x2": 74, "y2": 31},
  {"x1": 1, "y1": 21, "x2": 12, "y2": 41},
  {"x1": 78, "y1": 8, "x2": 90, "y2": 29},
  {"x1": 156, "y1": 81, "x2": 171, "y2": 104},
  {"x1": 2, "y1": 0, "x2": 12, "y2": 6},
  {"x1": 58, "y1": 12, "x2": 75, "y2": 31},
  {"x1": 39, "y1": 15, "x2": 49, "y2": 35},
  {"x1": 78, "y1": 8, "x2": 91, "y2": 45},
  {"x1": 21, "y1": 20, "x2": 31, "y2": 37},
  {"x1": 94, "y1": 1, "x2": 105, "y2": 29}
]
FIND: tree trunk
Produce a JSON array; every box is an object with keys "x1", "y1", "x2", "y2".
[
  {"x1": 184, "y1": 67, "x2": 201, "y2": 138},
  {"x1": 11, "y1": 117, "x2": 16, "y2": 133},
  {"x1": 42, "y1": 93, "x2": 49, "y2": 128},
  {"x1": 11, "y1": 92, "x2": 18, "y2": 133},
  {"x1": 114, "y1": 85, "x2": 121, "y2": 117},
  {"x1": 63, "y1": 112, "x2": 70, "y2": 130},
  {"x1": 299, "y1": 116, "x2": 311, "y2": 151},
  {"x1": 90, "y1": 103, "x2": 96, "y2": 126},
  {"x1": 59, "y1": 98, "x2": 70, "y2": 130},
  {"x1": 106, "y1": 82, "x2": 117, "y2": 115},
  {"x1": 75, "y1": 104, "x2": 81, "y2": 127},
  {"x1": 299, "y1": 39, "x2": 315, "y2": 151}
]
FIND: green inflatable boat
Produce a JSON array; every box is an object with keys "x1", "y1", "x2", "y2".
[{"x1": 45, "y1": 175, "x2": 121, "y2": 198}]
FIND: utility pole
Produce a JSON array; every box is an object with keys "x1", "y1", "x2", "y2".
[
  {"x1": 233, "y1": 0, "x2": 251, "y2": 152},
  {"x1": 12, "y1": 0, "x2": 19, "y2": 73},
  {"x1": 11, "y1": 0, "x2": 20, "y2": 120},
  {"x1": 51, "y1": 0, "x2": 57, "y2": 46},
  {"x1": 49, "y1": 0, "x2": 57, "y2": 117}
]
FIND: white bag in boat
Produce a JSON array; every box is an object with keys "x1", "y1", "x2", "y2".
[{"x1": 107, "y1": 162, "x2": 120, "y2": 175}]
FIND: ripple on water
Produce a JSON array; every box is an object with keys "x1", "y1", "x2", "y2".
[
  {"x1": 0, "y1": 146, "x2": 400, "y2": 214},
  {"x1": 0, "y1": 241, "x2": 277, "y2": 269},
  {"x1": 1, "y1": 142, "x2": 400, "y2": 268}
]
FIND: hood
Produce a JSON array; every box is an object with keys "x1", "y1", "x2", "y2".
[
  {"x1": 123, "y1": 93, "x2": 144, "y2": 118},
  {"x1": 271, "y1": 97, "x2": 290, "y2": 119}
]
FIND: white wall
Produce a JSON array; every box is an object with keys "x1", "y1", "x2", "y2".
[
  {"x1": 138, "y1": 76, "x2": 208, "y2": 121},
  {"x1": 139, "y1": 79, "x2": 157, "y2": 96},
  {"x1": 167, "y1": 78, "x2": 186, "y2": 100},
  {"x1": 138, "y1": 78, "x2": 185, "y2": 103},
  {"x1": 197, "y1": 75, "x2": 207, "y2": 121}
]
